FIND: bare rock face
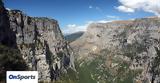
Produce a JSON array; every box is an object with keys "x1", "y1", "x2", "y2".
[
  {"x1": 8, "y1": 10, "x2": 75, "y2": 81},
  {"x1": 71, "y1": 17, "x2": 160, "y2": 83},
  {"x1": 0, "y1": 0, "x2": 17, "y2": 48},
  {"x1": 0, "y1": 2, "x2": 75, "y2": 81},
  {"x1": 0, "y1": 1, "x2": 27, "y2": 82}
]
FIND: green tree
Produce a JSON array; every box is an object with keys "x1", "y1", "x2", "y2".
[{"x1": 0, "y1": 44, "x2": 27, "y2": 82}]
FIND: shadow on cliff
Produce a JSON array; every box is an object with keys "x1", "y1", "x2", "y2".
[
  {"x1": 0, "y1": 1, "x2": 27, "y2": 82},
  {"x1": 44, "y1": 40, "x2": 60, "y2": 81}
]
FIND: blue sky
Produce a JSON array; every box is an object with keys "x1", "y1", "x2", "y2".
[{"x1": 4, "y1": 0, "x2": 157, "y2": 34}]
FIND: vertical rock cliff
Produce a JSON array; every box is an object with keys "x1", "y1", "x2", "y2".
[
  {"x1": 0, "y1": 0, "x2": 27, "y2": 82},
  {"x1": 0, "y1": 0, "x2": 75, "y2": 82},
  {"x1": 0, "y1": 0, "x2": 16, "y2": 48},
  {"x1": 8, "y1": 10, "x2": 75, "y2": 82}
]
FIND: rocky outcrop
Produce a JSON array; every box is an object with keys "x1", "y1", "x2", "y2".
[
  {"x1": 0, "y1": 1, "x2": 75, "y2": 81},
  {"x1": 0, "y1": 0, "x2": 17, "y2": 48},
  {"x1": 0, "y1": 0, "x2": 27, "y2": 82},
  {"x1": 8, "y1": 10, "x2": 75, "y2": 82},
  {"x1": 71, "y1": 17, "x2": 160, "y2": 83}
]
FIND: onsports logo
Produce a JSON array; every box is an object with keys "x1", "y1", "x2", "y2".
[
  {"x1": 9, "y1": 74, "x2": 35, "y2": 80},
  {"x1": 7, "y1": 71, "x2": 38, "y2": 83}
]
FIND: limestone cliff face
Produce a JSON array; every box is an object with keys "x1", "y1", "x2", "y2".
[
  {"x1": 71, "y1": 17, "x2": 160, "y2": 83},
  {"x1": 0, "y1": 3, "x2": 75, "y2": 81},
  {"x1": 8, "y1": 10, "x2": 75, "y2": 81},
  {"x1": 0, "y1": 1, "x2": 27, "y2": 82},
  {"x1": 0, "y1": 1, "x2": 17, "y2": 48}
]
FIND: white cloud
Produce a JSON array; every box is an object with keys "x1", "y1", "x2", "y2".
[
  {"x1": 6, "y1": 8, "x2": 11, "y2": 11},
  {"x1": 116, "y1": 6, "x2": 135, "y2": 13},
  {"x1": 96, "y1": 20, "x2": 112, "y2": 23},
  {"x1": 67, "y1": 24, "x2": 76, "y2": 27},
  {"x1": 106, "y1": 15, "x2": 117, "y2": 18},
  {"x1": 62, "y1": 23, "x2": 89, "y2": 35},
  {"x1": 95, "y1": 6, "x2": 103, "y2": 13},
  {"x1": 116, "y1": 0, "x2": 160, "y2": 16},
  {"x1": 89, "y1": 5, "x2": 103, "y2": 13},
  {"x1": 89, "y1": 5, "x2": 93, "y2": 9},
  {"x1": 106, "y1": 15, "x2": 120, "y2": 19}
]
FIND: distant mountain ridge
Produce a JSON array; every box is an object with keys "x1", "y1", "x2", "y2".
[
  {"x1": 65, "y1": 31, "x2": 84, "y2": 42},
  {"x1": 71, "y1": 17, "x2": 160, "y2": 83}
]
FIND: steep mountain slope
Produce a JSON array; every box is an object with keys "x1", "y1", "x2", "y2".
[
  {"x1": 0, "y1": 1, "x2": 27, "y2": 82},
  {"x1": 71, "y1": 17, "x2": 160, "y2": 83},
  {"x1": 0, "y1": 0, "x2": 16, "y2": 48},
  {"x1": 0, "y1": 1, "x2": 75, "y2": 82},
  {"x1": 65, "y1": 31, "x2": 84, "y2": 42}
]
